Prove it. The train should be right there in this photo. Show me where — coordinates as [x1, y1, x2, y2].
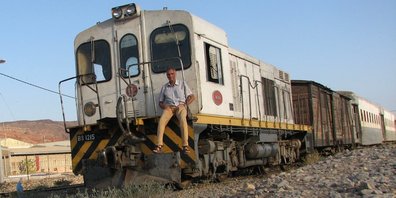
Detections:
[58, 3, 396, 188]
[291, 80, 396, 149]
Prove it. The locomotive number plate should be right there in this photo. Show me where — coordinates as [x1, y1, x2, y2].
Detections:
[77, 133, 96, 142]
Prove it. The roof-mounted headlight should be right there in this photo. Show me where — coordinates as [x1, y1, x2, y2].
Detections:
[125, 4, 137, 16]
[111, 3, 140, 20]
[112, 7, 123, 19]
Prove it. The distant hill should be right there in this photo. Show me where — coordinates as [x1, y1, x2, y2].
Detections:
[0, 120, 74, 144]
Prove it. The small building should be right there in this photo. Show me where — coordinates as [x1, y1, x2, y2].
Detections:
[0, 139, 72, 179]
[0, 138, 33, 148]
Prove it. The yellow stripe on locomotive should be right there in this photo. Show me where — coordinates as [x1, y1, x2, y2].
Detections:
[140, 117, 196, 169]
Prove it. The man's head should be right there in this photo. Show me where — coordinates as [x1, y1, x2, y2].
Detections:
[166, 67, 177, 85]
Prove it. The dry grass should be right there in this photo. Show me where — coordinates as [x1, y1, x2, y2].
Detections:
[53, 178, 72, 186]
[48, 181, 172, 198]
[302, 150, 321, 165]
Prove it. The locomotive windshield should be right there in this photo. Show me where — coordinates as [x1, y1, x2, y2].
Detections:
[76, 40, 112, 83]
[150, 24, 191, 73]
[120, 34, 139, 77]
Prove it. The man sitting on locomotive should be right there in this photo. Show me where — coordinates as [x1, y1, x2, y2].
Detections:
[153, 66, 195, 153]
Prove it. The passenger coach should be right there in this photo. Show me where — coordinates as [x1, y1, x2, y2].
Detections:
[339, 91, 396, 145]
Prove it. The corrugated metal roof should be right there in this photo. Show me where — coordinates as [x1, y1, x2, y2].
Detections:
[0, 139, 71, 156]
[34, 140, 70, 147]
[9, 146, 71, 156]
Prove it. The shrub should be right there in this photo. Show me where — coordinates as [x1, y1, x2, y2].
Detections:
[54, 178, 72, 186]
[303, 150, 321, 165]
[19, 159, 36, 174]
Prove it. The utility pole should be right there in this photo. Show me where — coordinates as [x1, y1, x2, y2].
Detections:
[0, 59, 5, 183]
[0, 144, 3, 183]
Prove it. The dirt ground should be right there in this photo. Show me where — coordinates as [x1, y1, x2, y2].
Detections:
[0, 173, 83, 193]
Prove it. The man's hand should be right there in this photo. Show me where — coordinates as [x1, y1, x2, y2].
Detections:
[159, 102, 168, 110]
[185, 94, 195, 106]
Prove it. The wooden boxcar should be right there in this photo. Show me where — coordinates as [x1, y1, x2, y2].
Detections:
[291, 80, 354, 148]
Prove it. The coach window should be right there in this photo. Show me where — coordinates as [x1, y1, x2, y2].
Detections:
[362, 111, 364, 122]
[363, 111, 365, 122]
[150, 24, 191, 73]
[368, 112, 370, 123]
[120, 34, 139, 77]
[360, 110, 363, 121]
[205, 43, 223, 84]
[77, 40, 111, 84]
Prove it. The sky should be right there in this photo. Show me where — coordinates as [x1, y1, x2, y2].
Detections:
[0, 1, 395, 122]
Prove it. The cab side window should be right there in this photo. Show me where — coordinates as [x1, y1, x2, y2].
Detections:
[205, 43, 223, 84]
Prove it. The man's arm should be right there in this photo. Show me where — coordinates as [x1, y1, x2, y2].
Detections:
[158, 85, 168, 109]
[182, 81, 194, 106]
[185, 94, 195, 106]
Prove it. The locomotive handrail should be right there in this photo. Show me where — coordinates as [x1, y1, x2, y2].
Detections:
[240, 77, 287, 128]
[253, 80, 264, 127]
[143, 57, 185, 117]
[59, 76, 78, 133]
[239, 75, 251, 124]
[78, 73, 103, 124]
[58, 73, 102, 133]
[124, 57, 185, 114]
[116, 57, 185, 134]
[240, 75, 262, 126]
[118, 67, 137, 130]
[116, 95, 132, 135]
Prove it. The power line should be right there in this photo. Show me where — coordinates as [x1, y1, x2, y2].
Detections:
[0, 92, 16, 121]
[0, 72, 75, 99]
